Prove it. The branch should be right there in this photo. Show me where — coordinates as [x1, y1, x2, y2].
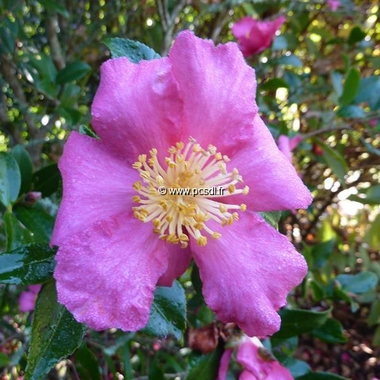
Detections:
[45, 13, 65, 70]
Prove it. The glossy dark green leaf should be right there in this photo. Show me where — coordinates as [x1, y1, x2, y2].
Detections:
[336, 272, 378, 294]
[260, 211, 282, 230]
[296, 372, 349, 380]
[355, 76, 380, 110]
[311, 239, 335, 269]
[277, 55, 303, 67]
[337, 105, 366, 118]
[348, 26, 366, 44]
[37, 0, 69, 17]
[4, 210, 33, 251]
[11, 145, 33, 195]
[261, 78, 289, 91]
[14, 204, 54, 244]
[0, 352, 10, 368]
[25, 281, 86, 380]
[348, 184, 380, 205]
[104, 38, 160, 63]
[56, 61, 91, 84]
[186, 345, 224, 380]
[339, 68, 360, 106]
[32, 164, 61, 197]
[311, 318, 348, 343]
[0, 152, 21, 207]
[141, 280, 186, 340]
[322, 145, 347, 184]
[0, 243, 56, 285]
[361, 138, 380, 157]
[74, 343, 102, 380]
[273, 309, 330, 339]
[283, 358, 310, 378]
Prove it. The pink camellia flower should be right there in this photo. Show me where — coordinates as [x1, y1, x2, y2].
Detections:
[19, 285, 41, 312]
[218, 336, 293, 380]
[52, 31, 312, 336]
[232, 16, 286, 57]
[277, 135, 303, 163]
[327, 0, 340, 11]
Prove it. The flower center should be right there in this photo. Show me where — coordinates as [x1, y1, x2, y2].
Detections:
[132, 138, 248, 248]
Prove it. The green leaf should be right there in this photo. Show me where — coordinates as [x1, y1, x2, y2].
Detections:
[56, 61, 91, 84]
[74, 343, 102, 380]
[364, 213, 380, 250]
[361, 138, 380, 157]
[311, 239, 335, 270]
[0, 243, 56, 285]
[37, 0, 69, 17]
[337, 105, 366, 118]
[368, 298, 380, 326]
[0, 152, 21, 207]
[348, 26, 366, 44]
[11, 145, 33, 195]
[260, 211, 282, 230]
[336, 272, 378, 294]
[141, 281, 186, 340]
[373, 324, 380, 346]
[277, 55, 303, 67]
[32, 164, 61, 197]
[4, 210, 33, 251]
[321, 145, 347, 184]
[261, 78, 289, 91]
[348, 184, 380, 205]
[273, 309, 330, 339]
[0, 352, 10, 368]
[311, 318, 348, 344]
[339, 68, 360, 106]
[14, 204, 54, 244]
[186, 346, 224, 380]
[25, 281, 86, 380]
[282, 358, 310, 378]
[103, 38, 160, 63]
[355, 76, 380, 110]
[296, 372, 349, 380]
[330, 71, 343, 97]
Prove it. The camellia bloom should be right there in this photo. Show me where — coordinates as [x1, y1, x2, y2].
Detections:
[277, 135, 303, 163]
[19, 285, 41, 312]
[218, 336, 293, 379]
[52, 31, 312, 337]
[327, 0, 340, 11]
[232, 16, 285, 57]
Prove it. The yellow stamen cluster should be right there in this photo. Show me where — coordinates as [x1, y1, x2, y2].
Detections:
[132, 138, 249, 248]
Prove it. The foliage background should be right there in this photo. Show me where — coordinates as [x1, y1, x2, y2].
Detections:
[0, 0, 379, 379]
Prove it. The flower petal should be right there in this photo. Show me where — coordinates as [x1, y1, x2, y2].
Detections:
[91, 57, 183, 162]
[217, 349, 233, 380]
[54, 213, 169, 331]
[157, 245, 192, 286]
[169, 31, 258, 155]
[230, 115, 312, 212]
[52, 132, 135, 246]
[191, 212, 307, 337]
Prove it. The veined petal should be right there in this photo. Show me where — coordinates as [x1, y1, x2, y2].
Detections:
[157, 245, 192, 286]
[52, 132, 135, 245]
[230, 115, 312, 212]
[191, 212, 307, 338]
[54, 213, 169, 331]
[91, 57, 183, 162]
[169, 31, 258, 156]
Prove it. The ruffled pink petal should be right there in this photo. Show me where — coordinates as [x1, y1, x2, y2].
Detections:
[157, 245, 192, 286]
[237, 337, 293, 380]
[239, 370, 256, 380]
[230, 115, 312, 212]
[91, 57, 183, 162]
[217, 349, 233, 380]
[169, 31, 258, 156]
[232, 16, 285, 56]
[19, 285, 41, 312]
[191, 212, 307, 337]
[51, 132, 135, 246]
[54, 212, 169, 331]
[277, 135, 292, 162]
